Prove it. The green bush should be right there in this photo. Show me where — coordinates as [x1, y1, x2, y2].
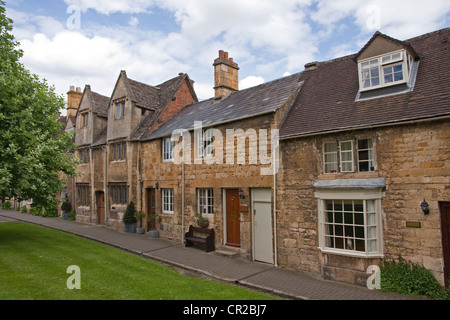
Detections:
[2, 201, 11, 210]
[30, 205, 43, 216]
[68, 208, 76, 221]
[123, 202, 137, 225]
[21, 205, 27, 213]
[381, 258, 450, 300]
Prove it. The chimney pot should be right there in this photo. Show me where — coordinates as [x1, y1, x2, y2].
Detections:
[179, 72, 184, 76]
[229, 57, 233, 62]
[70, 85, 75, 92]
[224, 51, 229, 59]
[219, 50, 225, 58]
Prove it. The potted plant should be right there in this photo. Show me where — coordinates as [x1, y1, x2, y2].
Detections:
[123, 202, 137, 233]
[197, 212, 209, 228]
[61, 195, 72, 220]
[147, 212, 162, 238]
[134, 210, 145, 234]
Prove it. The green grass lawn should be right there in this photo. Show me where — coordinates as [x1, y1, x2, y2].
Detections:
[0, 222, 279, 300]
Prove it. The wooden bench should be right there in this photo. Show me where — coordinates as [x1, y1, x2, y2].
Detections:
[185, 225, 215, 252]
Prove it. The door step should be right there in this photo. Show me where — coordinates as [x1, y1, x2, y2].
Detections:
[214, 246, 240, 258]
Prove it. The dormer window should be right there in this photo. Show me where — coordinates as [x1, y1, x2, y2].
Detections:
[80, 112, 89, 128]
[358, 49, 414, 92]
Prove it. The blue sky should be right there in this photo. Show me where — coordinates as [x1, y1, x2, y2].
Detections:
[5, 0, 450, 105]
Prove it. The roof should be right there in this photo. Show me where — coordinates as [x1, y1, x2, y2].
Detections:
[130, 73, 198, 140]
[143, 72, 303, 141]
[280, 27, 450, 139]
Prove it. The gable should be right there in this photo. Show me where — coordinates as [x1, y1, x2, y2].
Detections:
[358, 36, 405, 61]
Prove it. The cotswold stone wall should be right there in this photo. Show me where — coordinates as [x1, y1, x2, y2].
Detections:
[277, 119, 450, 285]
[138, 114, 277, 258]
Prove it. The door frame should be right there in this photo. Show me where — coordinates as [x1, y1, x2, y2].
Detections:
[146, 188, 156, 230]
[251, 188, 274, 264]
[440, 201, 450, 287]
[222, 188, 241, 247]
[96, 191, 105, 225]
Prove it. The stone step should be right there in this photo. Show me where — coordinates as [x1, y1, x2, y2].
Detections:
[214, 247, 240, 258]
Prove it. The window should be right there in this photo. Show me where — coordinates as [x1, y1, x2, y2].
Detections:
[77, 184, 90, 207]
[323, 142, 338, 173]
[196, 129, 214, 159]
[197, 189, 214, 215]
[315, 186, 384, 258]
[322, 199, 379, 255]
[323, 139, 375, 174]
[162, 188, 174, 214]
[162, 137, 174, 161]
[339, 141, 354, 172]
[110, 184, 127, 205]
[78, 148, 90, 164]
[111, 142, 127, 161]
[81, 113, 89, 128]
[357, 139, 375, 172]
[358, 49, 413, 91]
[115, 102, 125, 119]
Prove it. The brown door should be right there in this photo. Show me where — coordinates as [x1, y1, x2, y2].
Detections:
[226, 189, 240, 246]
[147, 188, 156, 230]
[97, 191, 105, 225]
[440, 202, 450, 287]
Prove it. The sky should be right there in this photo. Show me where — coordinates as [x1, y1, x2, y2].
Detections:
[4, 0, 450, 109]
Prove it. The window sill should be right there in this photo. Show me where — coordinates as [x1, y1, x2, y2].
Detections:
[319, 247, 383, 259]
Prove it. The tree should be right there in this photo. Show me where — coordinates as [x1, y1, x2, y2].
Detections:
[0, 1, 77, 210]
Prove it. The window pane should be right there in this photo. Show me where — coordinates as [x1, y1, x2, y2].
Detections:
[116, 103, 121, 119]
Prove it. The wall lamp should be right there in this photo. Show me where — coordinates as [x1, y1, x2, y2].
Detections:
[420, 199, 430, 215]
[155, 182, 159, 190]
[238, 188, 245, 199]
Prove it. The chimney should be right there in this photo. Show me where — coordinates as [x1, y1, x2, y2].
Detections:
[213, 50, 239, 101]
[66, 85, 83, 119]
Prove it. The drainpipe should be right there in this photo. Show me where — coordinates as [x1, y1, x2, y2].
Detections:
[102, 146, 108, 223]
[273, 133, 279, 267]
[181, 141, 185, 244]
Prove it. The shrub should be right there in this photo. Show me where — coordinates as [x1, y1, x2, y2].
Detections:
[2, 201, 11, 210]
[68, 208, 76, 221]
[123, 202, 137, 225]
[380, 258, 450, 300]
[21, 205, 27, 213]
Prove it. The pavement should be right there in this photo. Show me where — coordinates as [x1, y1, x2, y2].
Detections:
[0, 209, 426, 300]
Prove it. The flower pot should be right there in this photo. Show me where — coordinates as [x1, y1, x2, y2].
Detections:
[148, 230, 159, 238]
[197, 220, 209, 228]
[62, 211, 70, 220]
[136, 227, 145, 234]
[125, 223, 137, 233]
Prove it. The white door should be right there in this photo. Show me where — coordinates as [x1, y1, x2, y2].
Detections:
[252, 189, 273, 264]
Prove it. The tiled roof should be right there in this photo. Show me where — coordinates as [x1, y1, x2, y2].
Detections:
[280, 27, 450, 139]
[90, 90, 110, 118]
[142, 72, 303, 141]
[130, 73, 197, 140]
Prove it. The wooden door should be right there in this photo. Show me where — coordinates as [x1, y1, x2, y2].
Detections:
[226, 189, 240, 246]
[147, 188, 156, 230]
[440, 202, 450, 287]
[97, 191, 105, 225]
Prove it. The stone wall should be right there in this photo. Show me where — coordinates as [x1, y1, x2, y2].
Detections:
[278, 119, 450, 285]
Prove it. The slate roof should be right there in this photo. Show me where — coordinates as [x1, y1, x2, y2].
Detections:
[143, 72, 304, 141]
[90, 90, 110, 118]
[130, 73, 198, 140]
[280, 27, 450, 139]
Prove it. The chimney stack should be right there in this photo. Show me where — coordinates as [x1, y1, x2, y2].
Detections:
[213, 50, 239, 101]
[66, 85, 83, 119]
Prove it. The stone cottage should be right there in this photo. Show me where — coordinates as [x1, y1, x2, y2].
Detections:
[277, 27, 450, 286]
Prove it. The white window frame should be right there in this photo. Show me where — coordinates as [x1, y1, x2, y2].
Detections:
[162, 188, 174, 214]
[162, 137, 174, 162]
[196, 129, 214, 159]
[339, 141, 354, 173]
[358, 49, 412, 92]
[316, 189, 384, 258]
[197, 188, 214, 216]
[357, 138, 375, 172]
[323, 142, 338, 174]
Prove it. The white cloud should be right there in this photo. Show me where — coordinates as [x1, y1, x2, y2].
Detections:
[63, 0, 155, 14]
[240, 76, 265, 90]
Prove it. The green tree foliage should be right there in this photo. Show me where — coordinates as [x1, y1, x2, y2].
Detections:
[0, 1, 77, 208]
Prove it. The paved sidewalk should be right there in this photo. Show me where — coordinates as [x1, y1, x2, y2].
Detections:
[0, 210, 424, 300]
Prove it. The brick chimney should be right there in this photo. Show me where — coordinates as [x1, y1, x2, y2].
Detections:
[66, 85, 82, 119]
[213, 50, 239, 100]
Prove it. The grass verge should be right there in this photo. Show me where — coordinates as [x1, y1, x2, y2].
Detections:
[0, 222, 280, 300]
